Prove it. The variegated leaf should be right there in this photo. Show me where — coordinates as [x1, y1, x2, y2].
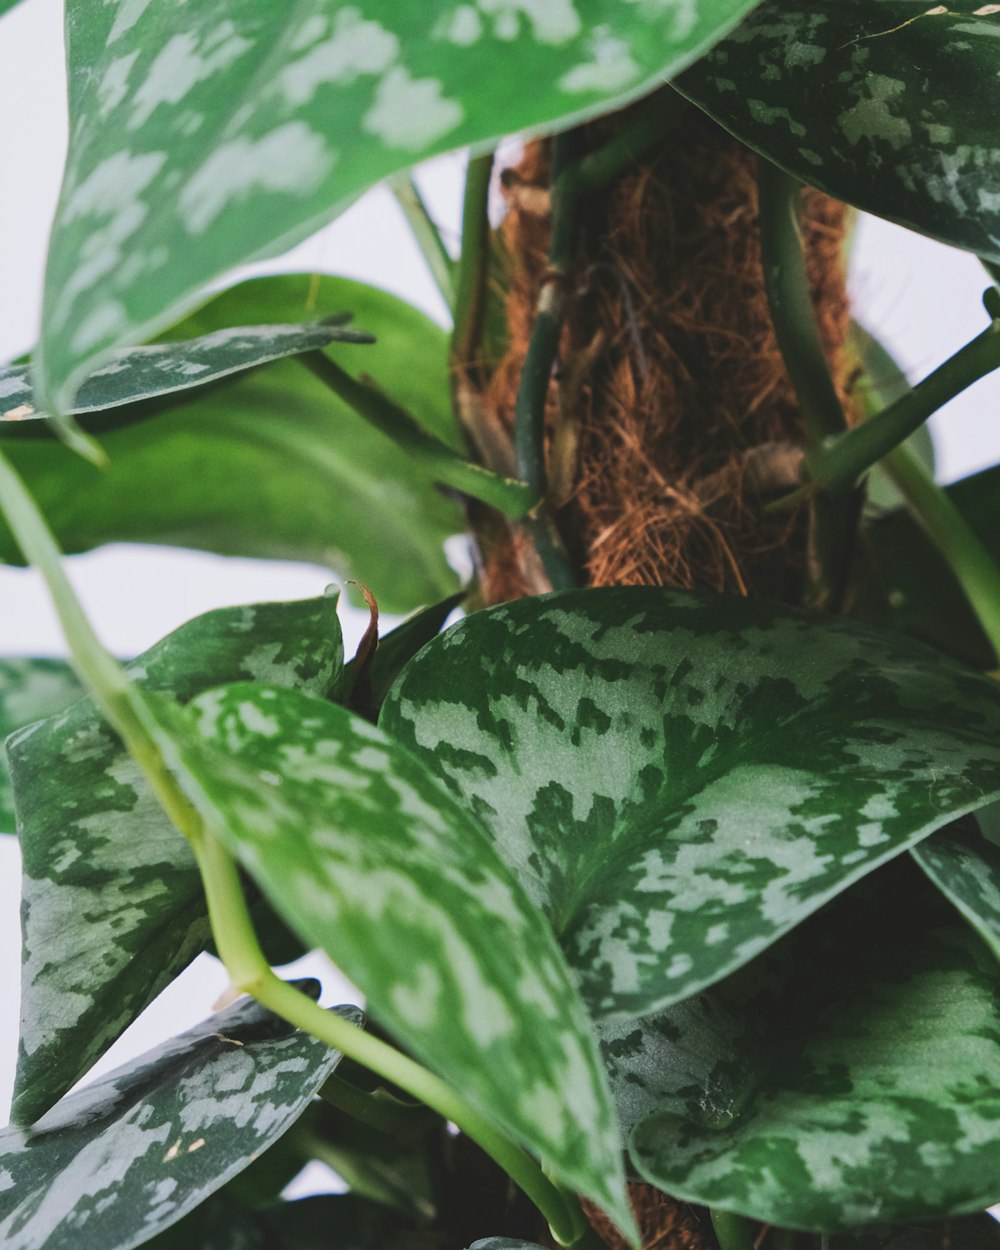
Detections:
[147, 681, 633, 1236]
[912, 807, 1000, 962]
[10, 595, 344, 1127]
[0, 985, 355, 1250]
[0, 321, 371, 429]
[0, 659, 82, 832]
[619, 863, 1000, 1229]
[380, 588, 1000, 1020]
[40, 0, 763, 411]
[469, 1242, 549, 1249]
[0, 275, 461, 614]
[676, 2, 1000, 260]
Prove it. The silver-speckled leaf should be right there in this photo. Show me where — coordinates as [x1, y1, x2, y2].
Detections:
[470, 1242, 549, 1249]
[620, 863, 1000, 1229]
[380, 588, 1000, 1020]
[0, 986, 355, 1250]
[148, 681, 633, 1236]
[39, 0, 763, 411]
[913, 807, 1000, 962]
[677, 2, 1000, 260]
[10, 595, 344, 1127]
[0, 322, 370, 427]
[0, 660, 82, 833]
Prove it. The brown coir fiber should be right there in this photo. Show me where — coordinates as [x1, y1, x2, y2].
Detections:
[478, 104, 853, 606]
[581, 1186, 717, 1250]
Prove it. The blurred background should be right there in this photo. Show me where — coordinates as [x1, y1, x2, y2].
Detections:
[3, 0, 1000, 1147]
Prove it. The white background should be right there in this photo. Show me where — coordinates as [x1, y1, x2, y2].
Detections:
[3, 0, 1000, 1150]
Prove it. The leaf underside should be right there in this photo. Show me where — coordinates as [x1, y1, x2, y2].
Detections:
[380, 587, 1000, 1020]
[0, 984, 355, 1250]
[10, 595, 344, 1126]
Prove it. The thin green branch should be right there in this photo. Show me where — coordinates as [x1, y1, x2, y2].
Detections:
[807, 314, 1000, 496]
[757, 160, 848, 444]
[318, 1073, 437, 1138]
[711, 1209, 756, 1250]
[301, 351, 537, 518]
[390, 174, 458, 313]
[452, 152, 494, 373]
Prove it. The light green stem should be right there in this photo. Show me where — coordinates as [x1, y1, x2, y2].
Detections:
[711, 1209, 756, 1250]
[451, 152, 494, 374]
[317, 1073, 436, 1138]
[390, 174, 458, 312]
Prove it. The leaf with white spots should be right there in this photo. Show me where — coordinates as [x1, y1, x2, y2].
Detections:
[0, 275, 461, 615]
[42, 0, 764, 409]
[0, 660, 82, 833]
[677, 2, 1000, 260]
[0, 321, 371, 441]
[0, 984, 356, 1250]
[912, 807, 1000, 962]
[10, 595, 344, 1127]
[380, 587, 1000, 1020]
[145, 680, 633, 1235]
[618, 861, 1000, 1229]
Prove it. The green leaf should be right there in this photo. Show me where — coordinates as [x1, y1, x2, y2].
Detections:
[676, 2, 1000, 261]
[0, 986, 355, 1250]
[0, 659, 82, 832]
[380, 587, 1000, 1020]
[41, 0, 764, 409]
[469, 1242, 549, 1249]
[10, 594, 344, 1127]
[150, 680, 632, 1234]
[620, 862, 1000, 1230]
[0, 275, 461, 614]
[0, 321, 371, 428]
[912, 809, 1000, 963]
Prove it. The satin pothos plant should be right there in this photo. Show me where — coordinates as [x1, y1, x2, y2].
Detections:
[3, 3, 1000, 1249]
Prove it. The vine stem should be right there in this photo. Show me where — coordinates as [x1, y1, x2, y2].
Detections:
[711, 1209, 756, 1250]
[389, 173, 458, 312]
[0, 446, 584, 1249]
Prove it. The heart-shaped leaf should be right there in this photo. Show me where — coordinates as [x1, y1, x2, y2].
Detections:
[40, 0, 764, 410]
[0, 276, 461, 613]
[0, 984, 355, 1250]
[1, 321, 371, 432]
[148, 680, 633, 1236]
[10, 594, 344, 1127]
[676, 2, 1000, 260]
[0, 659, 81, 832]
[619, 862, 1000, 1230]
[380, 587, 1000, 1020]
[912, 808, 1000, 962]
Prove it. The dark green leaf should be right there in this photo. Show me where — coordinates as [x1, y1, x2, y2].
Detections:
[0, 321, 371, 427]
[0, 659, 82, 832]
[11, 594, 343, 1127]
[380, 588, 1000, 1019]
[0, 985, 355, 1250]
[827, 1215, 1000, 1250]
[149, 680, 632, 1234]
[41, 0, 763, 409]
[912, 808, 1000, 962]
[620, 862, 1000, 1230]
[677, 3, 1000, 260]
[1, 276, 461, 614]
[469, 1242, 549, 1249]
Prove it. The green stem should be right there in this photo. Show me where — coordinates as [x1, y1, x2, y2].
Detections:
[452, 152, 494, 373]
[884, 442, 1000, 669]
[318, 1073, 436, 1138]
[757, 160, 848, 444]
[390, 174, 458, 312]
[711, 1209, 756, 1250]
[300, 352, 537, 518]
[807, 316, 1000, 495]
[195, 832, 583, 1247]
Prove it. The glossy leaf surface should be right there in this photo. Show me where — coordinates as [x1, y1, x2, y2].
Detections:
[0, 276, 461, 613]
[0, 987, 353, 1250]
[913, 809, 1000, 962]
[151, 680, 632, 1234]
[10, 595, 343, 1126]
[1, 321, 370, 424]
[41, 0, 763, 408]
[381, 588, 1000, 1019]
[620, 864, 1000, 1230]
[0, 659, 81, 832]
[677, 3, 1000, 260]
